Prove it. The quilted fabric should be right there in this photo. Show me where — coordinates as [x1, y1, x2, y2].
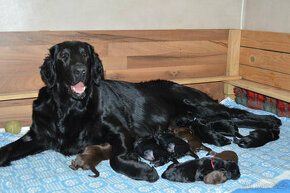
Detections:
[0, 98, 289, 193]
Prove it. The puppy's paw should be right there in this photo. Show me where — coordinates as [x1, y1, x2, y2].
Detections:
[144, 167, 159, 182]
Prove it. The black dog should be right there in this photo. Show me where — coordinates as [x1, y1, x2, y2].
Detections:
[234, 129, 279, 148]
[0, 41, 281, 182]
[154, 129, 199, 160]
[134, 137, 178, 167]
[161, 158, 240, 183]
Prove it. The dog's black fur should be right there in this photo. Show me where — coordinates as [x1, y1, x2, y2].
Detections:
[134, 137, 178, 167]
[154, 130, 199, 159]
[161, 158, 241, 183]
[205, 120, 243, 138]
[234, 129, 279, 148]
[0, 41, 281, 182]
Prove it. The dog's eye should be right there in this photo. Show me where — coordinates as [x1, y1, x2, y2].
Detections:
[82, 52, 87, 57]
[60, 53, 67, 59]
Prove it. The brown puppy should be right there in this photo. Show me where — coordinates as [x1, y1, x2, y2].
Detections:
[208, 150, 239, 164]
[69, 143, 112, 177]
[203, 170, 227, 184]
[170, 127, 212, 153]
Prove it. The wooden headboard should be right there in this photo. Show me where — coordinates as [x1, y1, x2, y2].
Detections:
[0, 29, 289, 127]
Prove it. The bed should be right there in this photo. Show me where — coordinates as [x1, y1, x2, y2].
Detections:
[0, 29, 289, 192]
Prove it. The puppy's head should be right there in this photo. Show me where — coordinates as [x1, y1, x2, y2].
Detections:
[223, 161, 240, 180]
[203, 170, 227, 184]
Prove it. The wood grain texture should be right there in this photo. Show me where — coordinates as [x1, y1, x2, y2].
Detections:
[241, 30, 290, 53]
[240, 47, 290, 74]
[240, 65, 290, 91]
[224, 30, 241, 98]
[0, 30, 228, 95]
[127, 54, 226, 69]
[0, 29, 229, 126]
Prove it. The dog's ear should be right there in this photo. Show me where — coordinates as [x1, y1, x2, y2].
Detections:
[40, 45, 57, 88]
[88, 44, 104, 85]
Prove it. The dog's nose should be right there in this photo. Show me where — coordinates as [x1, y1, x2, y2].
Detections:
[73, 64, 87, 76]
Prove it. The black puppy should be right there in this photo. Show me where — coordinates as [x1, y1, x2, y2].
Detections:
[134, 137, 178, 167]
[154, 129, 199, 160]
[234, 129, 279, 148]
[205, 120, 243, 138]
[190, 119, 232, 146]
[162, 157, 240, 183]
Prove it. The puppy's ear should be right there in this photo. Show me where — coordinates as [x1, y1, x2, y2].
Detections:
[40, 45, 57, 88]
[88, 44, 104, 85]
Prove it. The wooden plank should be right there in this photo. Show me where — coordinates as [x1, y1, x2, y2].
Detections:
[101, 57, 128, 70]
[240, 65, 290, 90]
[0, 30, 229, 47]
[241, 30, 290, 53]
[226, 79, 290, 103]
[0, 99, 33, 127]
[0, 76, 239, 101]
[240, 47, 290, 74]
[0, 91, 38, 101]
[224, 30, 241, 99]
[188, 82, 225, 102]
[108, 41, 227, 57]
[105, 64, 226, 82]
[127, 54, 226, 69]
[172, 75, 241, 84]
[0, 74, 44, 94]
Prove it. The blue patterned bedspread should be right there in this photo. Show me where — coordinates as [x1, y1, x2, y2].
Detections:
[0, 98, 289, 193]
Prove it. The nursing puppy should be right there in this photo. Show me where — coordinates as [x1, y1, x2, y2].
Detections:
[161, 157, 240, 183]
[208, 150, 239, 164]
[69, 143, 112, 177]
[154, 130, 199, 160]
[203, 170, 227, 184]
[234, 129, 279, 148]
[170, 127, 212, 153]
[134, 137, 178, 167]
[205, 120, 243, 138]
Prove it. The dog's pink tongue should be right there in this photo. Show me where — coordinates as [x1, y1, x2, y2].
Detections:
[71, 82, 85, 94]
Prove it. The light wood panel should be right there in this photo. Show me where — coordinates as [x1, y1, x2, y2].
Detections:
[106, 64, 226, 82]
[0, 29, 229, 127]
[240, 65, 290, 90]
[127, 54, 226, 69]
[240, 47, 290, 74]
[108, 41, 227, 57]
[224, 30, 241, 100]
[241, 30, 290, 53]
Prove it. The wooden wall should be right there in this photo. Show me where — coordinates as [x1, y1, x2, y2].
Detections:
[0, 29, 229, 127]
[240, 30, 290, 90]
[226, 30, 290, 103]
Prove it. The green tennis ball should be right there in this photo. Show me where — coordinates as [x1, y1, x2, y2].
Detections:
[5, 120, 21, 134]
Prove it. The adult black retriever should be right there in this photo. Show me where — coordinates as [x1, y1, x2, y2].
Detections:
[0, 41, 281, 182]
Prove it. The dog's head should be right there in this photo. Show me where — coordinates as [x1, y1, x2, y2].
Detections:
[40, 41, 104, 100]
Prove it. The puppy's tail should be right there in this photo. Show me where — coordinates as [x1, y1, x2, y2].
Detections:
[89, 166, 100, 178]
[187, 150, 199, 159]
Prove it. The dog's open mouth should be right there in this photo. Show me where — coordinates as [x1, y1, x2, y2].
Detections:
[70, 82, 86, 99]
